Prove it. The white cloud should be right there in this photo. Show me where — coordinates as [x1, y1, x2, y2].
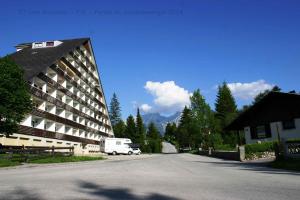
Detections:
[142, 81, 191, 114]
[140, 104, 152, 113]
[227, 80, 274, 100]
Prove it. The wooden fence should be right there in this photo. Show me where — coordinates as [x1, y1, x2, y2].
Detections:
[0, 145, 74, 161]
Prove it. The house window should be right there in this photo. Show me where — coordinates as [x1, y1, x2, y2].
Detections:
[250, 124, 272, 139]
[282, 119, 295, 130]
[256, 126, 266, 139]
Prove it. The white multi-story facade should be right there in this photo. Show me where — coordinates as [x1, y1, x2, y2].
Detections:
[0, 38, 113, 154]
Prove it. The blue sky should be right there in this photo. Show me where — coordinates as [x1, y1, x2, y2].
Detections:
[1, 0, 300, 118]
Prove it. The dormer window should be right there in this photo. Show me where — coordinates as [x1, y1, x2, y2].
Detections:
[32, 40, 62, 49]
[34, 43, 43, 48]
[46, 41, 54, 47]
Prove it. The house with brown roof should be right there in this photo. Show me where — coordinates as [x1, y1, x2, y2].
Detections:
[226, 92, 300, 144]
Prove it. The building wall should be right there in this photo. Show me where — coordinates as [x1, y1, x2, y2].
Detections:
[244, 118, 300, 144]
[3, 40, 113, 155]
[0, 133, 101, 156]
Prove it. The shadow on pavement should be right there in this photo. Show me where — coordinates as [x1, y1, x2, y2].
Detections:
[192, 159, 300, 176]
[78, 181, 182, 200]
[0, 187, 43, 200]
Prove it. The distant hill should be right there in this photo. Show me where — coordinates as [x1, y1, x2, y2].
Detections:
[142, 112, 181, 135]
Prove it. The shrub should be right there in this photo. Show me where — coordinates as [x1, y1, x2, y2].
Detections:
[245, 141, 275, 155]
[287, 138, 300, 143]
[214, 144, 236, 151]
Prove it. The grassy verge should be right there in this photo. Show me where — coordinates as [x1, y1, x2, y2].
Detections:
[0, 159, 21, 167]
[214, 144, 236, 151]
[269, 159, 300, 172]
[0, 154, 104, 167]
[28, 155, 104, 164]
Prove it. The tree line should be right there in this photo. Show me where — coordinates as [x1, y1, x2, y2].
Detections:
[164, 83, 283, 151]
[110, 82, 284, 152]
[109, 93, 162, 153]
[0, 56, 288, 153]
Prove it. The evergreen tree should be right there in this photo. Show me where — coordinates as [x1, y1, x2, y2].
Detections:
[215, 82, 237, 122]
[109, 93, 122, 127]
[125, 115, 136, 142]
[136, 108, 146, 151]
[164, 122, 177, 143]
[215, 82, 238, 146]
[113, 120, 126, 138]
[0, 57, 33, 136]
[147, 122, 162, 153]
[176, 106, 193, 148]
[190, 89, 215, 148]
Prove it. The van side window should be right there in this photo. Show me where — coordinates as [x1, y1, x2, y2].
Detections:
[116, 141, 121, 145]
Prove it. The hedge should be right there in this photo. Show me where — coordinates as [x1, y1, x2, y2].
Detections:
[245, 141, 276, 155]
[287, 138, 300, 143]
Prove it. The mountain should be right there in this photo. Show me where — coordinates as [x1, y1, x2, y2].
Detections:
[142, 112, 181, 135]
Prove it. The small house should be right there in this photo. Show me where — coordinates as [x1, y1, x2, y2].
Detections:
[226, 92, 300, 144]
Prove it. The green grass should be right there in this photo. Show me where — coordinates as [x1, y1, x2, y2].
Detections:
[245, 141, 276, 155]
[269, 158, 300, 171]
[189, 149, 199, 154]
[214, 144, 236, 151]
[0, 159, 21, 167]
[0, 154, 104, 167]
[28, 155, 104, 164]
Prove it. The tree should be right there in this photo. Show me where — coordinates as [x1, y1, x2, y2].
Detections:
[176, 106, 193, 148]
[215, 82, 238, 146]
[113, 120, 126, 138]
[146, 122, 162, 153]
[0, 57, 32, 136]
[125, 115, 136, 142]
[190, 89, 215, 149]
[253, 86, 281, 104]
[164, 122, 177, 143]
[215, 82, 237, 123]
[136, 108, 146, 151]
[109, 93, 122, 127]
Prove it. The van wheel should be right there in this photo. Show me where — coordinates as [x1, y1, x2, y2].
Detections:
[112, 151, 117, 155]
[128, 151, 133, 155]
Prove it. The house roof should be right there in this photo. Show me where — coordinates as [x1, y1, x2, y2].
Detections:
[226, 92, 300, 130]
[8, 38, 89, 80]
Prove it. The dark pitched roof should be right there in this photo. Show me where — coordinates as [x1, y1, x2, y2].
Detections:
[8, 38, 89, 80]
[226, 92, 300, 130]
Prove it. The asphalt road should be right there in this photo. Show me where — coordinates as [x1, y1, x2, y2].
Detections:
[0, 154, 299, 200]
[161, 142, 178, 154]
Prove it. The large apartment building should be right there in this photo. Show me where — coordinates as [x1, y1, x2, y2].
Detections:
[1, 38, 113, 154]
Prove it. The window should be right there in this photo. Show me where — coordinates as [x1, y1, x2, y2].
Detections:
[282, 119, 295, 130]
[250, 124, 271, 139]
[34, 42, 43, 47]
[46, 41, 54, 47]
[256, 126, 266, 138]
[116, 141, 121, 145]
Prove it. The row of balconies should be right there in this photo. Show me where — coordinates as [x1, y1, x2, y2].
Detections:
[32, 76, 107, 116]
[33, 96, 110, 131]
[20, 115, 106, 140]
[65, 49, 99, 89]
[76, 46, 99, 79]
[47, 65, 102, 104]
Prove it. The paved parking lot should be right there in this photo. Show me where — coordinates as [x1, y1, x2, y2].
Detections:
[0, 154, 299, 200]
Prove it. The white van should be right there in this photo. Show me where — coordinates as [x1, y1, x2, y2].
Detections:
[100, 138, 134, 155]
